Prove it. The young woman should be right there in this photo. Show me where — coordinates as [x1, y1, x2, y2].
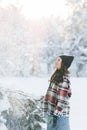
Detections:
[42, 55, 74, 130]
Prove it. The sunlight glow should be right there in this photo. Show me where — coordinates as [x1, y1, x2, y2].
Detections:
[0, 0, 73, 20]
[20, 0, 73, 20]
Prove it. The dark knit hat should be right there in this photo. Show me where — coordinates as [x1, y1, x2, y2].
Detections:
[59, 55, 74, 69]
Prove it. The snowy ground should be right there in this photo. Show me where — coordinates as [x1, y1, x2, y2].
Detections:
[0, 76, 87, 130]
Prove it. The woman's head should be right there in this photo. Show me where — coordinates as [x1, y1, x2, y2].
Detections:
[53, 56, 70, 79]
[53, 56, 68, 76]
[49, 55, 74, 84]
[54, 55, 74, 70]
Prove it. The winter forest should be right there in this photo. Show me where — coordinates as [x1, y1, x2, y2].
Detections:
[0, 0, 87, 130]
[0, 0, 87, 77]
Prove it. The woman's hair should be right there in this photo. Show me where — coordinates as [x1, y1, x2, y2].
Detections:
[48, 62, 70, 85]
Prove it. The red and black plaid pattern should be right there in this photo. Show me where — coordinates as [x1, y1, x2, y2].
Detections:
[42, 75, 72, 117]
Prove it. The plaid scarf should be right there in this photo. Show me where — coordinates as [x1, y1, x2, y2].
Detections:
[42, 75, 72, 117]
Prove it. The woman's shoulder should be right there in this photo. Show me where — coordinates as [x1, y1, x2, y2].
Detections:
[63, 73, 70, 82]
[56, 74, 70, 89]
